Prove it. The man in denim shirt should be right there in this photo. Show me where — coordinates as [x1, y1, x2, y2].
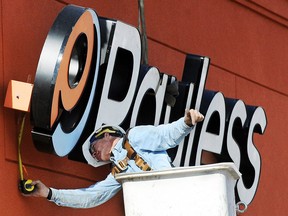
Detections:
[28, 109, 204, 208]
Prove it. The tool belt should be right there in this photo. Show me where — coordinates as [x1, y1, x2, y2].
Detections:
[111, 137, 152, 176]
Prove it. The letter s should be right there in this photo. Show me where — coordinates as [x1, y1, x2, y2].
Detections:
[226, 100, 246, 174]
[237, 106, 267, 205]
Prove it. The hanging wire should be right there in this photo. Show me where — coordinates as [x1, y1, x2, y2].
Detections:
[138, 0, 148, 64]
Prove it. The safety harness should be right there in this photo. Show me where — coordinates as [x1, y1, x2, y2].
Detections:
[111, 136, 152, 176]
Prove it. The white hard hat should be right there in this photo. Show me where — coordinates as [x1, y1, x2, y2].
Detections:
[82, 125, 125, 167]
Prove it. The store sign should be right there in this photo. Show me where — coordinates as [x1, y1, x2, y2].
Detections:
[31, 5, 267, 205]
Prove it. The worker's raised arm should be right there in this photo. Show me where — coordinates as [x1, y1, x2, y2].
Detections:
[184, 109, 204, 126]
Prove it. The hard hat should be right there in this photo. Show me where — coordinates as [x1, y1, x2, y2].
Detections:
[82, 125, 125, 167]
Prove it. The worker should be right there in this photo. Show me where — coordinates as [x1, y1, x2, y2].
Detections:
[24, 109, 204, 208]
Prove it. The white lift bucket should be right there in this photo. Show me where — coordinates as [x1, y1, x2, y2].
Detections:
[115, 162, 241, 216]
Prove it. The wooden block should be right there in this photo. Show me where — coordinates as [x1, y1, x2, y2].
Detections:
[4, 80, 34, 112]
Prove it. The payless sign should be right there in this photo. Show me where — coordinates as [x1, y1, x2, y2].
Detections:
[31, 5, 267, 206]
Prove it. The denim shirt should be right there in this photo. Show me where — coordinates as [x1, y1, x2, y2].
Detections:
[50, 117, 193, 208]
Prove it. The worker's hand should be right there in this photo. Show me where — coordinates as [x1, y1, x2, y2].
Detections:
[184, 109, 204, 126]
[22, 180, 50, 198]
